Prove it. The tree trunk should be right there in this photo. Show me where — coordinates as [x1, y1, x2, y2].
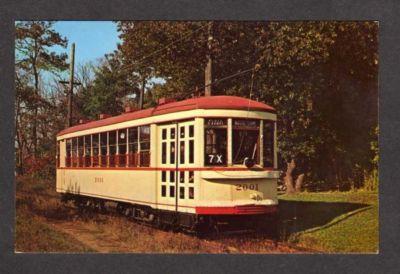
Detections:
[32, 39, 39, 158]
[15, 96, 24, 175]
[284, 159, 296, 194]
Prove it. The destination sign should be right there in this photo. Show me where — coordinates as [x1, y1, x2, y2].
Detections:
[233, 119, 259, 129]
[206, 119, 227, 127]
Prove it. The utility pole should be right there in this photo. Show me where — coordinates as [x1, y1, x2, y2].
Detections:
[205, 21, 213, 97]
[139, 77, 145, 110]
[67, 43, 75, 127]
[60, 43, 80, 127]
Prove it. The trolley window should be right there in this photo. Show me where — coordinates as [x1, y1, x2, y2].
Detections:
[189, 187, 194, 199]
[140, 126, 150, 150]
[109, 131, 117, 167]
[139, 126, 150, 167]
[161, 142, 167, 164]
[84, 135, 91, 167]
[170, 141, 175, 164]
[189, 125, 194, 137]
[128, 127, 138, 167]
[78, 136, 84, 167]
[71, 137, 77, 167]
[118, 129, 127, 167]
[92, 134, 99, 167]
[169, 186, 175, 198]
[189, 171, 194, 183]
[161, 185, 166, 197]
[179, 187, 185, 199]
[189, 139, 194, 164]
[118, 129, 127, 153]
[232, 119, 260, 165]
[100, 132, 107, 167]
[66, 139, 71, 167]
[128, 127, 138, 152]
[180, 141, 185, 164]
[204, 118, 227, 166]
[263, 121, 275, 167]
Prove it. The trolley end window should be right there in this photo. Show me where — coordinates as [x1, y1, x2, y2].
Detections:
[232, 119, 260, 165]
[204, 119, 227, 166]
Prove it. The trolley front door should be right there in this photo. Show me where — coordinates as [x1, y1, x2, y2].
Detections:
[158, 121, 195, 212]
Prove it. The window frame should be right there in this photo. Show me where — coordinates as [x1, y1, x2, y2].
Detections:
[139, 125, 151, 167]
[204, 118, 228, 166]
[231, 118, 261, 166]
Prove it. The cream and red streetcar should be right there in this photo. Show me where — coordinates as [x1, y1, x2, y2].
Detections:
[56, 95, 278, 233]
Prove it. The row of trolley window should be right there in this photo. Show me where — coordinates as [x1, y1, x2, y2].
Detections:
[63, 126, 150, 168]
[57, 118, 275, 168]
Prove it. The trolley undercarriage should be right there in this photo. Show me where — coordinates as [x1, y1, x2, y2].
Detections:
[61, 193, 279, 237]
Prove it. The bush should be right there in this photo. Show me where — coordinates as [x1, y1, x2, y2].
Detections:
[363, 169, 378, 192]
[23, 155, 55, 179]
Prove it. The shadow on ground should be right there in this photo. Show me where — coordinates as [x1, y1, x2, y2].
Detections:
[278, 199, 370, 240]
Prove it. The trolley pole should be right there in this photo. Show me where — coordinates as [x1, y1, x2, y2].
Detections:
[205, 21, 213, 97]
[67, 43, 75, 127]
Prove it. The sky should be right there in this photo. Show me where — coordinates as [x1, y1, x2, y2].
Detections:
[16, 21, 164, 89]
[53, 21, 121, 66]
[47, 21, 164, 87]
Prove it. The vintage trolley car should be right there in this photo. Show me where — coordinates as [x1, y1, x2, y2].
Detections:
[56, 95, 278, 233]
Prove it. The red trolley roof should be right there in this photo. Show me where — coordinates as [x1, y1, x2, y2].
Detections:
[57, 95, 275, 137]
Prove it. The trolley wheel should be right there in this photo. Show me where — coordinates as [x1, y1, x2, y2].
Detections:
[206, 217, 220, 238]
[99, 200, 107, 213]
[256, 214, 279, 240]
[116, 203, 125, 215]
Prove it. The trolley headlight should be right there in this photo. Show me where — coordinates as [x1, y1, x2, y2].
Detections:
[243, 157, 255, 168]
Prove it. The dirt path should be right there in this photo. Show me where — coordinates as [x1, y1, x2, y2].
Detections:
[48, 220, 133, 253]
[43, 214, 303, 253]
[17, 183, 306, 253]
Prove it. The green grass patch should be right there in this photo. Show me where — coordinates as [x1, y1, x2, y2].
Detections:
[15, 210, 94, 253]
[278, 191, 378, 253]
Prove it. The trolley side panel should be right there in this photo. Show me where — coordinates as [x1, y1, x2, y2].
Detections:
[57, 169, 157, 206]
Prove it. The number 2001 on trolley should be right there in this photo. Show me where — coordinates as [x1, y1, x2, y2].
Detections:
[56, 95, 279, 234]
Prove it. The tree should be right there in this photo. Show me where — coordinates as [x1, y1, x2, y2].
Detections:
[77, 53, 140, 120]
[117, 22, 268, 99]
[116, 21, 378, 191]
[15, 21, 68, 158]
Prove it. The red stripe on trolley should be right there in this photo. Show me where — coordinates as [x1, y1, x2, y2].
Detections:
[57, 167, 276, 171]
[195, 205, 278, 215]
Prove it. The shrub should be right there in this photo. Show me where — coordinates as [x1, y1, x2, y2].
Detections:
[363, 169, 378, 192]
[23, 155, 55, 179]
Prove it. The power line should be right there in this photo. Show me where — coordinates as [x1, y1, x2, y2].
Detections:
[122, 24, 208, 70]
[188, 66, 260, 97]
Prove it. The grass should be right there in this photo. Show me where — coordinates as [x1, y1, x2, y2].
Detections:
[15, 175, 94, 252]
[15, 175, 378, 253]
[278, 191, 379, 253]
[15, 210, 94, 252]
[15, 175, 297, 253]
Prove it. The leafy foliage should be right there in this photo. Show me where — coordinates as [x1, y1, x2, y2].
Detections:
[14, 21, 378, 190]
[76, 54, 140, 120]
[15, 21, 68, 173]
[116, 21, 378, 189]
